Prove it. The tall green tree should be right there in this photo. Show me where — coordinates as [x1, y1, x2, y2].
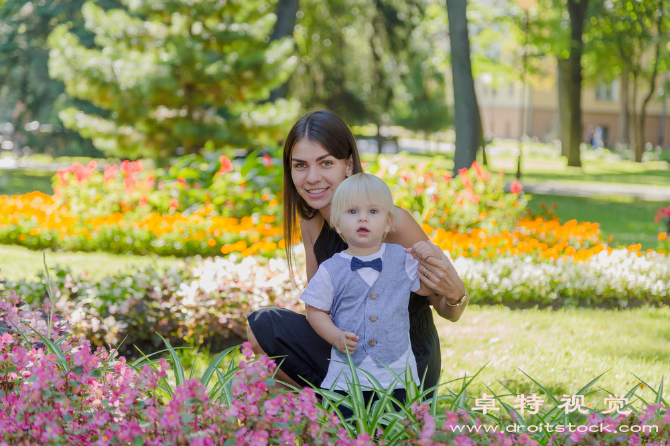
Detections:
[268, 0, 300, 101]
[48, 0, 300, 159]
[587, 0, 669, 161]
[289, 0, 450, 149]
[564, 0, 589, 167]
[447, 0, 479, 171]
[0, 0, 119, 157]
[390, 2, 451, 135]
[525, 0, 604, 167]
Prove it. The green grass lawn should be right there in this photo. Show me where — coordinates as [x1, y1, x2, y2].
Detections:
[0, 169, 55, 196]
[436, 305, 670, 408]
[496, 158, 670, 187]
[0, 244, 181, 281]
[364, 147, 670, 187]
[526, 194, 662, 250]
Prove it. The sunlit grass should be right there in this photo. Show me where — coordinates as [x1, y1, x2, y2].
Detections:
[0, 169, 54, 195]
[436, 305, 670, 407]
[0, 244, 182, 280]
[527, 194, 662, 250]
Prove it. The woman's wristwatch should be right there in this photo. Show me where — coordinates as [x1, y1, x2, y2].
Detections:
[441, 289, 469, 307]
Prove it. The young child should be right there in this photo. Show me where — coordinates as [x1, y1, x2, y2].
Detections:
[299, 173, 435, 414]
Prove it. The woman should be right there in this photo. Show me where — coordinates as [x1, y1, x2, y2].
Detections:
[246, 110, 468, 393]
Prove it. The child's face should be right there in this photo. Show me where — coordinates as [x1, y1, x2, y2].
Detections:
[335, 202, 392, 249]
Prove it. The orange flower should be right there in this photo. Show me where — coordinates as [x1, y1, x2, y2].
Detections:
[659, 232, 667, 241]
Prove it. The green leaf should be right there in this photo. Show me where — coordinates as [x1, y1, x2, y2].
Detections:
[156, 333, 184, 386]
[22, 323, 69, 372]
[200, 345, 238, 387]
[181, 413, 195, 423]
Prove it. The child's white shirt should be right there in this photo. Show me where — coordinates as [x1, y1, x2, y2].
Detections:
[300, 244, 422, 390]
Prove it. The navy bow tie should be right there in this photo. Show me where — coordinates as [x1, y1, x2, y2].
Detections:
[351, 257, 383, 272]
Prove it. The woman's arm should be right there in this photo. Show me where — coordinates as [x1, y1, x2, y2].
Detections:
[385, 207, 467, 322]
[305, 305, 359, 354]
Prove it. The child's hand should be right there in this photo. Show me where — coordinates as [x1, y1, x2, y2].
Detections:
[408, 241, 437, 262]
[335, 331, 359, 355]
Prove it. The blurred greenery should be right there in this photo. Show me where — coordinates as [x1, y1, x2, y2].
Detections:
[0, 169, 54, 195]
[48, 0, 299, 159]
[0, 0, 118, 158]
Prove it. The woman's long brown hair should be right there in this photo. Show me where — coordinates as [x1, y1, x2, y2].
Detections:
[282, 110, 364, 280]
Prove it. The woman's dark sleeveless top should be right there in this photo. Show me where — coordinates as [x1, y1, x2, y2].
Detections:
[313, 220, 442, 392]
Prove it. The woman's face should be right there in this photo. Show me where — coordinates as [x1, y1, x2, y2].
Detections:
[290, 138, 353, 212]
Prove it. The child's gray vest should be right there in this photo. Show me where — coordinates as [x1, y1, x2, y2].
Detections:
[322, 243, 413, 368]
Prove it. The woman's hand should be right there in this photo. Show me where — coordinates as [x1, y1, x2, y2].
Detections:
[406, 240, 468, 322]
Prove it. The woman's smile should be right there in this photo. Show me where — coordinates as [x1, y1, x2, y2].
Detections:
[305, 187, 329, 198]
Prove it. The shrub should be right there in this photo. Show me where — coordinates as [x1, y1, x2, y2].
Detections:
[370, 158, 527, 233]
[53, 150, 282, 219]
[2, 256, 304, 357]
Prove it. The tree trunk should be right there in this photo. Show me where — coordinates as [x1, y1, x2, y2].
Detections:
[476, 95, 488, 166]
[268, 0, 300, 102]
[447, 0, 480, 173]
[557, 57, 571, 158]
[566, 0, 589, 168]
[631, 71, 641, 161]
[634, 1, 664, 162]
[619, 68, 630, 145]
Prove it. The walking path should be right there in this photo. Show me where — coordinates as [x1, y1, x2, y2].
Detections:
[506, 180, 670, 201]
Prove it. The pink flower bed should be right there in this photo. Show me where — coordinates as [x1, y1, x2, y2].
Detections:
[2, 290, 670, 445]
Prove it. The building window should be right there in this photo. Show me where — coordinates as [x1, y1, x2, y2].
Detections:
[596, 80, 619, 102]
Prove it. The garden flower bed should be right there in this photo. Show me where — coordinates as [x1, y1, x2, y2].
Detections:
[0, 191, 283, 257]
[3, 246, 669, 360]
[0, 156, 535, 257]
[1, 290, 669, 445]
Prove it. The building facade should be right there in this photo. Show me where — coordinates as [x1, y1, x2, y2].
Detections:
[476, 74, 670, 149]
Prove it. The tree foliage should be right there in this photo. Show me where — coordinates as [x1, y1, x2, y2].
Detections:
[289, 0, 450, 136]
[586, 0, 670, 161]
[0, 0, 120, 157]
[48, 0, 300, 159]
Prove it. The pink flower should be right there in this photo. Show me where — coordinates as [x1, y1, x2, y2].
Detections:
[241, 342, 254, 359]
[628, 433, 641, 446]
[511, 180, 523, 194]
[0, 333, 13, 345]
[169, 198, 179, 209]
[217, 156, 234, 175]
[250, 430, 269, 446]
[104, 165, 118, 184]
[263, 154, 272, 167]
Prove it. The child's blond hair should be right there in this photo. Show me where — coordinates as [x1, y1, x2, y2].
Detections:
[330, 173, 397, 238]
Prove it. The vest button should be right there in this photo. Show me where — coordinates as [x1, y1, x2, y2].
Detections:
[369, 339, 376, 346]
[370, 293, 377, 300]
[369, 315, 377, 322]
